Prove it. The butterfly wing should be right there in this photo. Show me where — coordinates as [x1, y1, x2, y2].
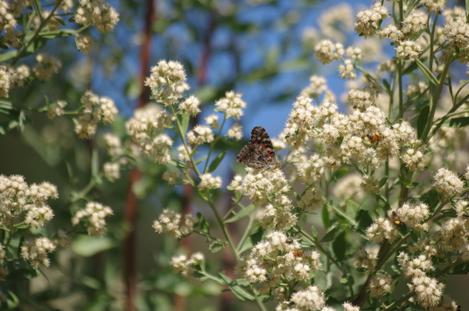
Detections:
[236, 126, 276, 169]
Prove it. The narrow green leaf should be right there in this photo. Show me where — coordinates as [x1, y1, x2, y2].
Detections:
[180, 113, 190, 134]
[224, 204, 255, 224]
[356, 209, 373, 230]
[332, 232, 346, 260]
[72, 236, 114, 257]
[207, 151, 226, 173]
[0, 50, 18, 62]
[449, 116, 469, 127]
[321, 224, 339, 242]
[417, 104, 430, 138]
[416, 59, 439, 85]
[322, 204, 330, 228]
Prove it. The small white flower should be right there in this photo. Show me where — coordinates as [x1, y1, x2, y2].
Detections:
[198, 174, 222, 190]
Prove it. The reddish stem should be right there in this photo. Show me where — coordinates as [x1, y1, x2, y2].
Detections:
[123, 1, 156, 311]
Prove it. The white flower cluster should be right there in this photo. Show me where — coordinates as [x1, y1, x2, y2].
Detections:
[198, 173, 222, 190]
[126, 105, 173, 164]
[187, 125, 214, 146]
[314, 40, 344, 64]
[229, 168, 297, 229]
[0, 175, 57, 230]
[423, 0, 446, 12]
[227, 124, 243, 140]
[391, 202, 430, 230]
[171, 252, 204, 276]
[282, 94, 422, 172]
[0, 65, 30, 97]
[300, 75, 328, 98]
[145, 60, 189, 105]
[243, 231, 321, 294]
[153, 209, 195, 238]
[74, 90, 118, 139]
[354, 3, 388, 37]
[47, 100, 67, 119]
[72, 201, 113, 235]
[346, 89, 375, 111]
[103, 162, 120, 182]
[438, 216, 468, 253]
[397, 252, 444, 308]
[443, 7, 469, 52]
[401, 10, 427, 36]
[33, 54, 62, 80]
[396, 40, 423, 61]
[179, 95, 200, 116]
[433, 168, 464, 197]
[20, 237, 56, 268]
[366, 217, 397, 243]
[75, 0, 119, 32]
[102, 133, 125, 182]
[277, 286, 325, 311]
[215, 91, 246, 120]
[369, 272, 392, 297]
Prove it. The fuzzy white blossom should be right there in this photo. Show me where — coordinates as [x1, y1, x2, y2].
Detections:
[153, 209, 194, 238]
[434, 168, 464, 197]
[198, 174, 222, 190]
[396, 41, 423, 61]
[75, 91, 118, 138]
[171, 252, 204, 276]
[408, 274, 444, 308]
[366, 217, 397, 243]
[33, 54, 61, 80]
[215, 91, 246, 120]
[402, 10, 427, 35]
[354, 3, 388, 37]
[338, 59, 356, 79]
[21, 237, 56, 268]
[145, 60, 189, 105]
[369, 272, 392, 297]
[75, 0, 119, 32]
[227, 124, 243, 140]
[289, 286, 325, 311]
[72, 202, 113, 235]
[179, 96, 200, 116]
[392, 202, 429, 230]
[314, 40, 344, 64]
[103, 162, 120, 182]
[187, 125, 214, 145]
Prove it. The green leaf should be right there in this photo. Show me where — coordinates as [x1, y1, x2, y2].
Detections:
[417, 104, 430, 138]
[448, 116, 469, 128]
[416, 59, 439, 85]
[0, 50, 17, 62]
[209, 240, 226, 253]
[321, 224, 339, 242]
[224, 204, 255, 224]
[332, 232, 346, 260]
[207, 151, 226, 173]
[356, 209, 373, 230]
[420, 189, 439, 207]
[180, 113, 190, 134]
[218, 273, 255, 301]
[72, 235, 114, 257]
[195, 86, 216, 103]
[322, 204, 330, 228]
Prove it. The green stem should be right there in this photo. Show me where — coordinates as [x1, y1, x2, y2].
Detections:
[12, 0, 64, 65]
[236, 215, 254, 253]
[202, 115, 227, 173]
[421, 59, 452, 142]
[299, 229, 347, 276]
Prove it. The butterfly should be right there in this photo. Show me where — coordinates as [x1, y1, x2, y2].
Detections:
[236, 126, 277, 169]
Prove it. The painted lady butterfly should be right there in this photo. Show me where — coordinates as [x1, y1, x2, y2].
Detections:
[236, 126, 277, 169]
